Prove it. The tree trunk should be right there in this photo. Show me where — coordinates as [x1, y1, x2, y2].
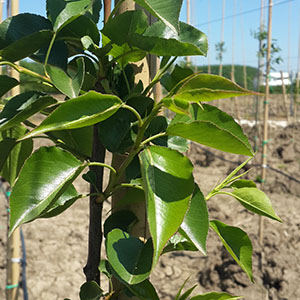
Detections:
[110, 1, 154, 298]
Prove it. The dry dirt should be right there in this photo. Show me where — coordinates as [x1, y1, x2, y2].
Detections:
[0, 122, 299, 300]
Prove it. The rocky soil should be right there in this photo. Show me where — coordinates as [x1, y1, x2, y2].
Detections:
[0, 122, 299, 300]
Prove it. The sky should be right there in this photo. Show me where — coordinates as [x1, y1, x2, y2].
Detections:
[2, 0, 300, 74]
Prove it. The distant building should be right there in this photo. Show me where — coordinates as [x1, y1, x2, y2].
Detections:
[262, 72, 291, 86]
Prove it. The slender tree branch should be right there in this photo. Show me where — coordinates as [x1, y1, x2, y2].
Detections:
[83, 125, 105, 284]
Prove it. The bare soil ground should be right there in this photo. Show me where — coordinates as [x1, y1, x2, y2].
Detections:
[0, 121, 299, 300]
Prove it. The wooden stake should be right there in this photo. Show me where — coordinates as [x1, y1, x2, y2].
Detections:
[259, 0, 273, 246]
[230, 0, 239, 121]
[254, 0, 265, 152]
[207, 0, 211, 74]
[186, 0, 190, 67]
[219, 0, 225, 76]
[280, 70, 290, 123]
[6, 0, 21, 298]
[111, 1, 154, 299]
[0, 0, 3, 75]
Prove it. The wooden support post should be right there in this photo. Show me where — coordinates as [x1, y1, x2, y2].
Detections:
[219, 0, 225, 77]
[186, 0, 190, 67]
[259, 0, 273, 246]
[111, 1, 154, 299]
[280, 71, 290, 123]
[0, 0, 3, 75]
[6, 1, 21, 299]
[207, 0, 211, 74]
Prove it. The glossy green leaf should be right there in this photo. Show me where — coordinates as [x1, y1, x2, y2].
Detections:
[127, 279, 159, 300]
[178, 285, 197, 300]
[162, 232, 197, 254]
[230, 188, 282, 222]
[58, 15, 100, 45]
[23, 91, 122, 139]
[102, 10, 148, 46]
[98, 108, 133, 153]
[99, 259, 113, 280]
[104, 210, 138, 238]
[102, 34, 146, 67]
[167, 104, 253, 156]
[153, 135, 189, 153]
[1, 31, 53, 62]
[31, 40, 68, 70]
[210, 220, 253, 282]
[0, 14, 53, 61]
[114, 187, 145, 210]
[106, 229, 153, 285]
[0, 76, 19, 97]
[181, 185, 209, 255]
[0, 92, 57, 132]
[46, 0, 101, 31]
[230, 180, 256, 189]
[0, 138, 17, 173]
[79, 281, 103, 300]
[0, 125, 33, 185]
[9, 146, 85, 234]
[46, 57, 85, 98]
[167, 74, 258, 103]
[139, 146, 194, 266]
[51, 126, 93, 157]
[190, 292, 242, 300]
[161, 64, 193, 92]
[39, 184, 79, 218]
[174, 277, 191, 300]
[132, 21, 208, 57]
[133, 0, 183, 33]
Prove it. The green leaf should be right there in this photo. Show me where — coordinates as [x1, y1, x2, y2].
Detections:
[9, 146, 85, 234]
[79, 281, 103, 300]
[127, 279, 159, 300]
[51, 126, 93, 157]
[22, 91, 122, 139]
[167, 74, 258, 103]
[102, 34, 146, 67]
[139, 146, 194, 266]
[46, 57, 85, 98]
[181, 185, 209, 255]
[0, 125, 33, 185]
[0, 138, 16, 172]
[210, 220, 253, 282]
[162, 232, 198, 254]
[58, 15, 100, 45]
[0, 14, 53, 61]
[106, 229, 153, 285]
[31, 40, 68, 70]
[102, 10, 148, 46]
[133, 0, 183, 33]
[190, 292, 242, 300]
[132, 21, 208, 57]
[39, 184, 79, 218]
[230, 180, 256, 189]
[167, 104, 253, 156]
[98, 108, 133, 153]
[230, 188, 282, 222]
[99, 259, 113, 280]
[47, 0, 101, 31]
[104, 210, 138, 238]
[0, 75, 19, 97]
[178, 285, 197, 300]
[161, 64, 193, 92]
[153, 135, 189, 153]
[113, 187, 145, 210]
[0, 92, 57, 132]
